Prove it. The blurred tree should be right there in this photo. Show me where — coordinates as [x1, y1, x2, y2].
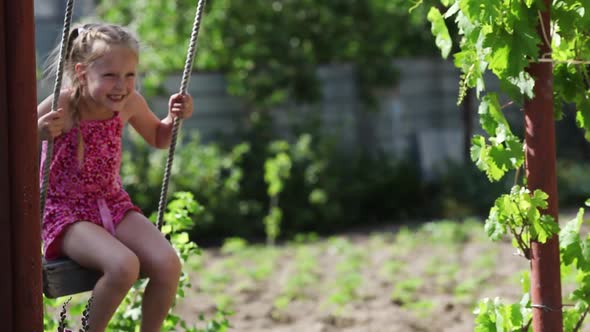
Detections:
[97, 0, 438, 109]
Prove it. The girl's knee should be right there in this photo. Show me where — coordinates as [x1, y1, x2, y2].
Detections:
[150, 249, 182, 283]
[104, 250, 140, 289]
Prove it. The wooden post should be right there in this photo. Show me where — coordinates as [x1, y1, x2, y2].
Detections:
[4, 0, 44, 330]
[0, 0, 14, 329]
[525, 1, 563, 331]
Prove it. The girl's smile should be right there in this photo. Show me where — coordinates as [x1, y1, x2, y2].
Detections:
[76, 42, 138, 116]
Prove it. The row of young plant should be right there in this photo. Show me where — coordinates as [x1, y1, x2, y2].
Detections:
[183, 219, 513, 328]
[425, 0, 590, 330]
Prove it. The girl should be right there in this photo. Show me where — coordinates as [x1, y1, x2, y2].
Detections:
[37, 23, 193, 332]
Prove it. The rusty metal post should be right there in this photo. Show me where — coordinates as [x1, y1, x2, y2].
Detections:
[5, 0, 44, 330]
[525, 1, 563, 331]
[0, 0, 14, 329]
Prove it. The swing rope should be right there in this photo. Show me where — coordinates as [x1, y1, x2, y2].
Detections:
[40, 0, 75, 218]
[156, 0, 207, 230]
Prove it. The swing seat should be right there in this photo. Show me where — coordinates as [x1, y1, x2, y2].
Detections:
[43, 257, 148, 298]
[43, 257, 102, 298]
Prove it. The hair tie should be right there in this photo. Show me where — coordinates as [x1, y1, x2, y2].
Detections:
[66, 27, 86, 59]
[67, 28, 79, 55]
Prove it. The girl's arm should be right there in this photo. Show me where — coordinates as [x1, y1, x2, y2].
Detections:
[127, 91, 193, 149]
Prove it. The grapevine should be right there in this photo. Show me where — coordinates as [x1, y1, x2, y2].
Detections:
[422, 0, 590, 330]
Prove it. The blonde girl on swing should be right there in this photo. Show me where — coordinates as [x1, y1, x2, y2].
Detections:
[38, 23, 194, 332]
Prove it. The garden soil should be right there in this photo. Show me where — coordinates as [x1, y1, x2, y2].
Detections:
[175, 218, 581, 332]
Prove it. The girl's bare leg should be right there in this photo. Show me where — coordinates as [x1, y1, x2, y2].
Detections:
[115, 211, 182, 332]
[61, 221, 140, 332]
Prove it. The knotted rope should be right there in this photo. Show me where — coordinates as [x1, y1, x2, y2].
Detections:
[156, 0, 207, 230]
[40, 0, 75, 218]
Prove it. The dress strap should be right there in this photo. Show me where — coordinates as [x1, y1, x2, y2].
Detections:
[97, 198, 116, 236]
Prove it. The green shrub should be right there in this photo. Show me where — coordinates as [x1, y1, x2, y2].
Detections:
[427, 161, 512, 218]
[121, 116, 432, 242]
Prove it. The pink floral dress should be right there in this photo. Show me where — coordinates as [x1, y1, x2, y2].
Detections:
[40, 112, 141, 260]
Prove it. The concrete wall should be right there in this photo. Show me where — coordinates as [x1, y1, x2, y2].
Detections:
[34, 0, 95, 66]
[36, 59, 480, 179]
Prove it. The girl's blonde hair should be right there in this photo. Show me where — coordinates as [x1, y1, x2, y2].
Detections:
[44, 23, 140, 118]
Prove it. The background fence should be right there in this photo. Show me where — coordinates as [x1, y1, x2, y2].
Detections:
[36, 58, 489, 180]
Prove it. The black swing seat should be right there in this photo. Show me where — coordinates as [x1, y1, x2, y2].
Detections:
[43, 257, 147, 298]
[43, 257, 102, 299]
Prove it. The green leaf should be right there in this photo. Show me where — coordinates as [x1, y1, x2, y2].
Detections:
[530, 189, 549, 210]
[532, 214, 559, 243]
[478, 147, 504, 181]
[485, 205, 507, 241]
[504, 136, 525, 168]
[480, 1, 539, 81]
[474, 298, 498, 332]
[471, 135, 487, 167]
[478, 93, 508, 135]
[488, 43, 510, 77]
[506, 72, 535, 99]
[507, 303, 523, 327]
[560, 209, 585, 267]
[487, 142, 512, 167]
[459, 0, 499, 22]
[472, 93, 523, 181]
[575, 94, 590, 141]
[428, 7, 452, 58]
[440, 0, 454, 7]
[173, 233, 190, 245]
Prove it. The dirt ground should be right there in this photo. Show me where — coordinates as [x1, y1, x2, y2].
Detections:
[175, 220, 530, 332]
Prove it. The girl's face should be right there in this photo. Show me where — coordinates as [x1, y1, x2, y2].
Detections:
[77, 43, 138, 113]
